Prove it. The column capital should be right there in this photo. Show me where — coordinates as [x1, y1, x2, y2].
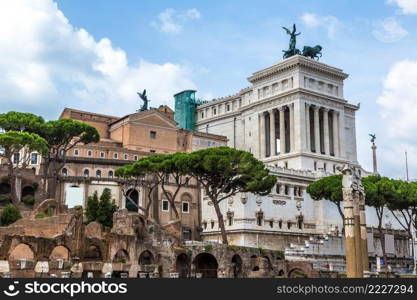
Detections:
[313, 105, 320, 111]
[278, 106, 286, 112]
[322, 107, 330, 112]
[269, 108, 276, 114]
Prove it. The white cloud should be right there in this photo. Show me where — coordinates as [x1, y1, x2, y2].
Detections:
[372, 17, 408, 43]
[152, 8, 201, 34]
[388, 0, 417, 15]
[376, 60, 417, 179]
[300, 13, 341, 38]
[0, 0, 197, 118]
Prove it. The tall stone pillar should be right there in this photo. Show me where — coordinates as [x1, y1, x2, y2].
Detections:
[269, 109, 276, 156]
[359, 193, 369, 273]
[313, 106, 320, 153]
[333, 111, 339, 157]
[353, 191, 364, 277]
[372, 143, 377, 174]
[305, 103, 311, 152]
[341, 165, 365, 278]
[279, 107, 286, 154]
[342, 185, 357, 278]
[289, 103, 294, 152]
[323, 108, 330, 155]
[259, 112, 265, 158]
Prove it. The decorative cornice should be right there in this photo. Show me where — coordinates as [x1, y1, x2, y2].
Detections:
[248, 55, 348, 83]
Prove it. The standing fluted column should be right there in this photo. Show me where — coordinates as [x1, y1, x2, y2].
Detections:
[313, 106, 320, 154]
[289, 103, 294, 152]
[305, 103, 311, 152]
[323, 108, 330, 155]
[279, 107, 286, 154]
[359, 193, 369, 273]
[259, 112, 265, 158]
[333, 110, 339, 157]
[269, 109, 276, 156]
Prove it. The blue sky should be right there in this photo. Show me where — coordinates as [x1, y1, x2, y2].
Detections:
[1, 0, 417, 178]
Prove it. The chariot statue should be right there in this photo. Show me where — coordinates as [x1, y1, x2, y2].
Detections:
[282, 24, 323, 60]
[369, 133, 376, 144]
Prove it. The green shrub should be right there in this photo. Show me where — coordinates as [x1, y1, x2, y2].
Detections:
[22, 196, 36, 207]
[0, 204, 22, 226]
[204, 244, 213, 252]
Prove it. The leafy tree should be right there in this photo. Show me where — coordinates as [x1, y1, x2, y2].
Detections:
[0, 204, 22, 226]
[85, 191, 100, 223]
[186, 147, 277, 244]
[386, 180, 417, 261]
[0, 131, 48, 202]
[39, 118, 100, 197]
[146, 153, 191, 220]
[306, 174, 344, 223]
[363, 175, 396, 269]
[95, 188, 117, 228]
[0, 111, 44, 133]
[116, 161, 159, 217]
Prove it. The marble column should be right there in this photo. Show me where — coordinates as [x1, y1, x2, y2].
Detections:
[289, 103, 294, 152]
[259, 112, 265, 158]
[313, 106, 320, 154]
[269, 109, 276, 156]
[279, 107, 286, 154]
[323, 108, 330, 155]
[305, 103, 311, 152]
[332, 110, 339, 157]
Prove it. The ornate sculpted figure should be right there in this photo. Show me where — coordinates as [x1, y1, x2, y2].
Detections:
[369, 133, 376, 144]
[282, 24, 301, 59]
[137, 89, 150, 111]
[302, 45, 323, 60]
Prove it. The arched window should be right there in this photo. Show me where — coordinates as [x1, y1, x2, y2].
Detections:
[62, 168, 68, 176]
[108, 171, 114, 178]
[83, 169, 90, 177]
[96, 170, 101, 178]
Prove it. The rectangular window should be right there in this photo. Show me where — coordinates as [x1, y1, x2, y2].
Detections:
[201, 112, 204, 119]
[162, 199, 169, 211]
[13, 153, 20, 164]
[134, 155, 138, 161]
[213, 108, 217, 115]
[113, 153, 118, 159]
[124, 154, 128, 160]
[182, 202, 190, 213]
[150, 131, 157, 139]
[30, 153, 38, 165]
[226, 104, 230, 112]
[74, 149, 79, 156]
[100, 152, 105, 158]
[87, 150, 92, 157]
[150, 150, 156, 153]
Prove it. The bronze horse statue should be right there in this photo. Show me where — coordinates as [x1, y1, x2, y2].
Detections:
[302, 45, 323, 60]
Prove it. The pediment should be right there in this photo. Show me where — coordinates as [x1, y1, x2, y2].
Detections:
[129, 111, 177, 128]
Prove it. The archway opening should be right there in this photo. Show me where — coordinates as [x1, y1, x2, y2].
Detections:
[22, 185, 35, 198]
[231, 254, 243, 278]
[250, 255, 259, 271]
[125, 189, 139, 212]
[193, 253, 218, 278]
[113, 249, 129, 264]
[9, 243, 34, 261]
[175, 253, 190, 278]
[139, 250, 154, 265]
[49, 246, 70, 261]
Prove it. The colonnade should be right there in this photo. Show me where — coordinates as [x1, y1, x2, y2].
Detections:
[258, 102, 341, 158]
